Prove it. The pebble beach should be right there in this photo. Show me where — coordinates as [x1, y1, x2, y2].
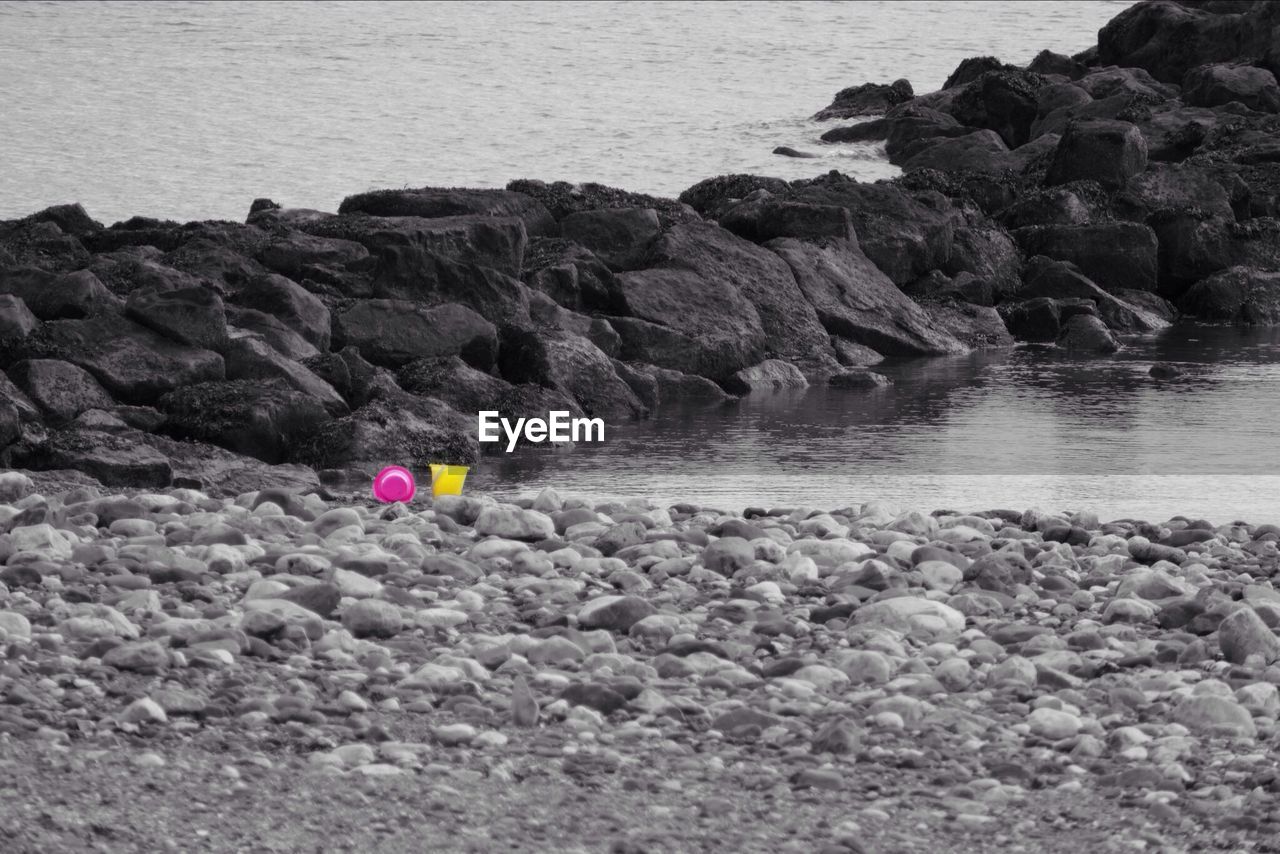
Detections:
[2, 468, 1280, 852]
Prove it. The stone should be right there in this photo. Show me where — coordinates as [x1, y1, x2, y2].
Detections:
[1218, 607, 1280, 665]
[341, 600, 403, 639]
[1045, 119, 1148, 188]
[124, 286, 229, 350]
[276, 583, 341, 618]
[337, 300, 497, 369]
[578, 595, 657, 632]
[101, 640, 169, 673]
[1027, 707, 1082, 740]
[1183, 63, 1280, 113]
[473, 506, 554, 541]
[1056, 314, 1120, 353]
[1172, 695, 1257, 739]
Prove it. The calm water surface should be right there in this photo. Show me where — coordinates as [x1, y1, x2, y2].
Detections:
[469, 327, 1280, 524]
[1, 0, 1123, 222]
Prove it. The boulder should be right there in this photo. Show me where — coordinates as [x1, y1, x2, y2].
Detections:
[767, 237, 966, 356]
[474, 505, 554, 541]
[1218, 606, 1280, 664]
[1183, 63, 1280, 113]
[1097, 1, 1278, 84]
[1013, 223, 1159, 293]
[919, 299, 1014, 349]
[225, 306, 319, 360]
[1000, 297, 1098, 343]
[678, 174, 794, 220]
[788, 179, 955, 286]
[16, 427, 172, 487]
[371, 244, 528, 323]
[220, 334, 349, 416]
[232, 274, 331, 351]
[336, 299, 497, 369]
[1020, 257, 1170, 332]
[397, 356, 515, 413]
[811, 79, 914, 121]
[559, 208, 661, 271]
[337, 187, 557, 238]
[22, 316, 224, 405]
[1056, 314, 1120, 353]
[297, 391, 477, 470]
[1179, 266, 1280, 323]
[256, 232, 370, 282]
[1045, 119, 1148, 188]
[943, 225, 1022, 299]
[900, 130, 1012, 174]
[718, 197, 857, 245]
[1077, 66, 1179, 100]
[828, 368, 892, 389]
[158, 379, 330, 464]
[521, 238, 625, 313]
[0, 295, 38, 343]
[525, 290, 622, 357]
[8, 359, 115, 424]
[644, 222, 838, 373]
[497, 325, 648, 420]
[944, 57, 1016, 90]
[611, 268, 765, 380]
[724, 360, 809, 395]
[613, 361, 733, 407]
[0, 268, 122, 320]
[124, 285, 229, 350]
[1115, 163, 1236, 223]
[949, 70, 1049, 148]
[997, 188, 1091, 229]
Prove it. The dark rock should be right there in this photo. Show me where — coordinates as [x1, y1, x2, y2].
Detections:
[997, 188, 1091, 229]
[0, 268, 122, 320]
[1045, 119, 1148, 188]
[276, 582, 341, 618]
[8, 359, 115, 424]
[678, 174, 793, 220]
[220, 334, 348, 416]
[255, 232, 370, 286]
[297, 390, 477, 470]
[1183, 63, 1280, 113]
[900, 130, 1012, 174]
[1020, 256, 1169, 332]
[16, 427, 172, 487]
[811, 79, 913, 121]
[1028, 50, 1088, 79]
[124, 285, 229, 350]
[398, 356, 513, 413]
[828, 368, 892, 389]
[559, 207, 661, 271]
[1097, 1, 1279, 84]
[919, 298, 1014, 349]
[232, 274, 331, 351]
[999, 297, 1092, 342]
[560, 683, 628, 715]
[578, 595, 657, 632]
[23, 203, 102, 237]
[521, 237, 625, 313]
[724, 359, 808, 394]
[20, 316, 224, 405]
[337, 187, 557, 237]
[225, 305, 319, 360]
[1179, 266, 1280, 323]
[1149, 363, 1185, 379]
[1013, 222, 1159, 294]
[719, 197, 856, 245]
[158, 378, 330, 464]
[767, 237, 965, 356]
[1077, 66, 1179, 101]
[101, 640, 169, 673]
[1057, 314, 1121, 353]
[336, 299, 497, 369]
[526, 290, 622, 357]
[613, 361, 732, 406]
[0, 295, 38, 343]
[944, 225, 1022, 299]
[371, 242, 529, 323]
[788, 178, 956, 286]
[772, 146, 819, 159]
[611, 269, 765, 380]
[950, 69, 1050, 148]
[497, 325, 648, 420]
[944, 57, 1016, 90]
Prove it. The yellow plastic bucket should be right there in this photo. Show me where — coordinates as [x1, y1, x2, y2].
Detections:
[429, 464, 469, 498]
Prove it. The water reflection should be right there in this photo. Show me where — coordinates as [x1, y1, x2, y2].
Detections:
[469, 326, 1280, 522]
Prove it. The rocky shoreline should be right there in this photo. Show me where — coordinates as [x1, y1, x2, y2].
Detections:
[2, 473, 1280, 852]
[1, 2, 1279, 495]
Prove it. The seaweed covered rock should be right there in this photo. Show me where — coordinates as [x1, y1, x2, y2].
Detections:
[158, 378, 330, 464]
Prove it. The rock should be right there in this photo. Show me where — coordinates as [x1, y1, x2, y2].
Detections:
[1149, 363, 1184, 379]
[337, 300, 497, 369]
[298, 391, 477, 470]
[559, 207, 661, 271]
[1045, 119, 1148, 188]
[1020, 257, 1168, 332]
[341, 600, 403, 639]
[1180, 267, 1280, 324]
[0, 268, 121, 320]
[767, 237, 966, 357]
[158, 379, 329, 464]
[1173, 694, 1257, 739]
[0, 611, 32, 640]
[23, 316, 223, 405]
[276, 582, 341, 618]
[510, 675, 540, 727]
[919, 299, 1014, 349]
[338, 186, 556, 238]
[220, 334, 348, 416]
[724, 359, 809, 394]
[8, 359, 115, 424]
[497, 326, 647, 420]
[1097, 1, 1278, 84]
[473, 505, 554, 541]
[0, 294, 38, 342]
[578, 595, 657, 632]
[232, 274, 331, 351]
[369, 238, 529, 323]
[1183, 63, 1280, 113]
[772, 146, 819, 159]
[101, 640, 169, 673]
[702, 537, 755, 574]
[17, 427, 173, 487]
[812, 79, 914, 121]
[949, 69, 1048, 148]
[828, 368, 892, 389]
[1218, 606, 1280, 665]
[1027, 707, 1082, 740]
[900, 130, 1012, 174]
[851, 598, 966, 636]
[1013, 223, 1159, 294]
[124, 286, 229, 350]
[1056, 315, 1121, 353]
